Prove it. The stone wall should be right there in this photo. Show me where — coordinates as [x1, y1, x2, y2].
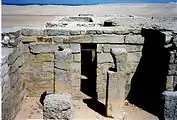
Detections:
[19, 28, 145, 100]
[1, 44, 25, 120]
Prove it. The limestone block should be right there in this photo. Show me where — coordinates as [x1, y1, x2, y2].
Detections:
[70, 44, 80, 54]
[42, 62, 54, 72]
[25, 72, 54, 96]
[44, 29, 70, 36]
[55, 69, 71, 84]
[103, 30, 113, 34]
[103, 44, 143, 53]
[72, 54, 81, 62]
[112, 30, 129, 35]
[110, 48, 127, 71]
[97, 53, 113, 64]
[169, 51, 175, 63]
[22, 44, 30, 53]
[35, 53, 54, 62]
[9, 56, 23, 75]
[21, 36, 37, 43]
[162, 91, 177, 120]
[65, 35, 92, 43]
[9, 69, 21, 88]
[55, 49, 72, 70]
[53, 36, 68, 43]
[31, 72, 54, 81]
[168, 64, 176, 75]
[70, 30, 81, 35]
[1, 63, 9, 78]
[97, 44, 103, 53]
[127, 52, 142, 63]
[70, 62, 81, 87]
[29, 44, 58, 54]
[37, 37, 53, 43]
[2, 75, 10, 99]
[21, 29, 44, 36]
[125, 35, 144, 44]
[43, 94, 74, 120]
[166, 76, 174, 91]
[92, 35, 124, 43]
[8, 45, 23, 65]
[86, 30, 97, 34]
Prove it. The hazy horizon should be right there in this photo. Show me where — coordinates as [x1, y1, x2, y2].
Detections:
[2, 0, 177, 5]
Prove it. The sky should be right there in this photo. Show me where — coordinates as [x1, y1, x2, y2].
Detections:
[2, 0, 177, 5]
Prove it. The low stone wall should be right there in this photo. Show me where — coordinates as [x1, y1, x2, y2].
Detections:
[1, 44, 26, 120]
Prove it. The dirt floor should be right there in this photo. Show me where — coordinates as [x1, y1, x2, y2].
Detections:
[15, 97, 159, 120]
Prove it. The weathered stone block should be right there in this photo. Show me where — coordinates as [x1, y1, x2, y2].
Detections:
[65, 35, 92, 43]
[22, 44, 30, 53]
[166, 76, 174, 91]
[2, 75, 10, 99]
[42, 62, 54, 72]
[97, 44, 103, 53]
[1, 63, 9, 78]
[55, 68, 71, 84]
[103, 44, 143, 53]
[9, 69, 21, 88]
[162, 91, 177, 120]
[37, 37, 53, 43]
[35, 53, 54, 62]
[92, 35, 124, 43]
[127, 52, 142, 63]
[86, 30, 97, 34]
[110, 48, 127, 71]
[72, 54, 81, 62]
[169, 51, 175, 63]
[29, 44, 58, 54]
[55, 49, 72, 70]
[70, 30, 81, 35]
[125, 35, 144, 44]
[103, 30, 113, 34]
[8, 44, 23, 65]
[44, 29, 70, 36]
[97, 53, 113, 64]
[21, 36, 37, 43]
[53, 36, 68, 43]
[21, 29, 44, 36]
[168, 64, 176, 75]
[9, 56, 23, 75]
[43, 94, 74, 120]
[70, 44, 80, 54]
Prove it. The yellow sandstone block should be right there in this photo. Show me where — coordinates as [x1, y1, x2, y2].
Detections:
[35, 54, 54, 62]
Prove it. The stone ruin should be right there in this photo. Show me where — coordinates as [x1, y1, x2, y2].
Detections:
[1, 15, 177, 120]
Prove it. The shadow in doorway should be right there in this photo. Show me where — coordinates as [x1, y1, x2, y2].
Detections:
[126, 28, 170, 120]
[80, 43, 106, 117]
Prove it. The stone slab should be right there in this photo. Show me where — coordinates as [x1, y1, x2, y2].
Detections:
[29, 44, 58, 53]
[43, 93, 73, 120]
[125, 35, 144, 44]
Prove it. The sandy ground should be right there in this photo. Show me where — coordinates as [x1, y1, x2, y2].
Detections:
[2, 3, 177, 28]
[15, 97, 158, 120]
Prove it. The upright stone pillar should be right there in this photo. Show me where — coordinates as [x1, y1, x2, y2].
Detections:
[162, 91, 177, 120]
[105, 48, 127, 117]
